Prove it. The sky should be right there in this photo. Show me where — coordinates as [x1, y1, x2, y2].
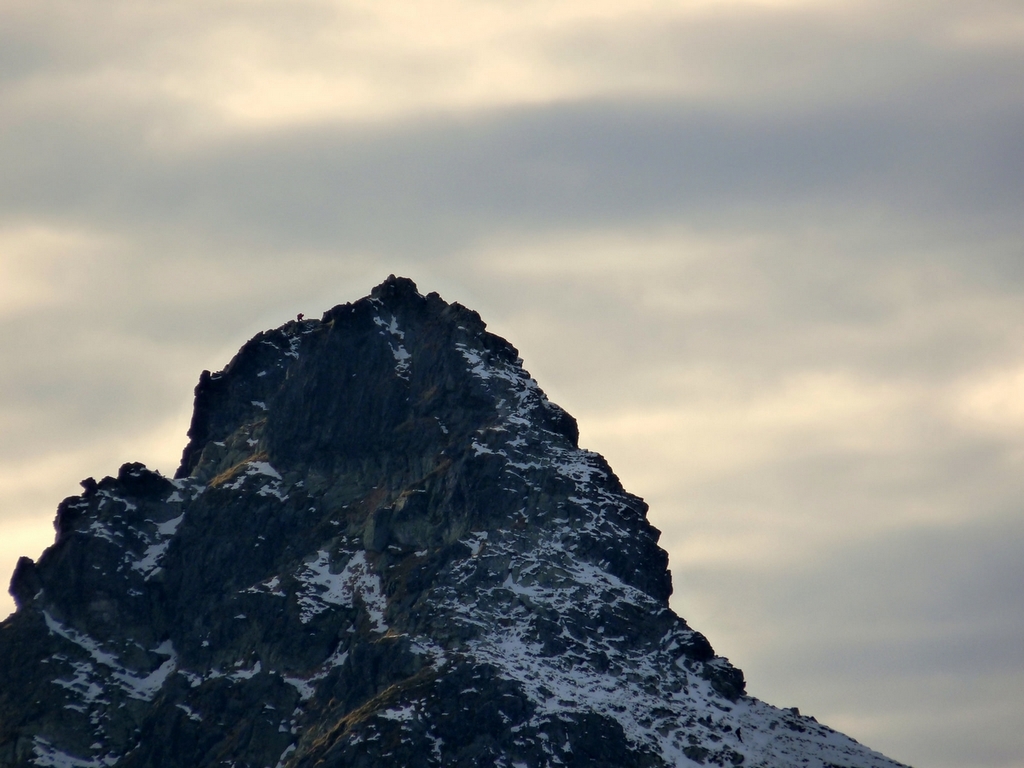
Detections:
[1, 0, 1022, 765]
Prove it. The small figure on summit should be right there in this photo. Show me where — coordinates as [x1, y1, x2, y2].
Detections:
[297, 313, 304, 321]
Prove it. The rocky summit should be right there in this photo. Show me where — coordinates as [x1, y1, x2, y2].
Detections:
[1, 277, 907, 768]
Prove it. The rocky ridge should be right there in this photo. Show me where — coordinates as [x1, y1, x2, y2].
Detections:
[0, 277, 908, 768]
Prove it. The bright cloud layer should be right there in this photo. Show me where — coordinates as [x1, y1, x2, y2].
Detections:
[3, 0, 1021, 130]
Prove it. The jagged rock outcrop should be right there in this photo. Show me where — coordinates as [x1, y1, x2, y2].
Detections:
[1, 277, 908, 768]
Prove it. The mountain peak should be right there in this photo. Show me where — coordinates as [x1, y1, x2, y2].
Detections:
[368, 274, 422, 302]
[1, 280, 907, 768]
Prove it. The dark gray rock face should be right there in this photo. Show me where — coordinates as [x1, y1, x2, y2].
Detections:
[1, 277, 908, 768]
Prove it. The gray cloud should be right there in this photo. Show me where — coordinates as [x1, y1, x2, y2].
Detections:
[2, 69, 1023, 257]
[674, 514, 1024, 767]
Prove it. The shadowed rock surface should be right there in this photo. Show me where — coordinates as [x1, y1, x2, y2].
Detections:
[1, 277, 908, 768]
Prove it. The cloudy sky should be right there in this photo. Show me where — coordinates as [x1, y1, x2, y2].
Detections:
[2, 0, 1023, 765]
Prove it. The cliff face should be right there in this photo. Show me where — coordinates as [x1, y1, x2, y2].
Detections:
[1, 277, 906, 768]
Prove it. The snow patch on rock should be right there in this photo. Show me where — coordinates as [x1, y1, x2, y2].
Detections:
[296, 550, 388, 631]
